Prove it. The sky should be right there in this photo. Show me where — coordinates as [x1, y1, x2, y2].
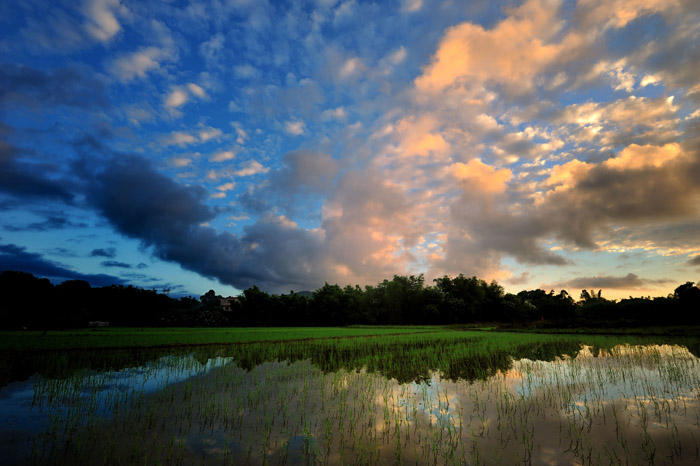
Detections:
[1, 0, 699, 300]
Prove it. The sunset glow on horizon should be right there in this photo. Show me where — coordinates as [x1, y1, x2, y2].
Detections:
[1, 0, 699, 299]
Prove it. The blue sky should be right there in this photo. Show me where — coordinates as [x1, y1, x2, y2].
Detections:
[1, 0, 699, 299]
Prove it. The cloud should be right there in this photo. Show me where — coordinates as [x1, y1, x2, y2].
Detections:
[0, 243, 124, 287]
[234, 64, 259, 79]
[452, 159, 512, 194]
[88, 155, 215, 241]
[187, 83, 207, 98]
[544, 273, 673, 291]
[285, 120, 305, 135]
[689, 256, 700, 266]
[100, 260, 132, 268]
[216, 182, 236, 192]
[536, 142, 700, 248]
[3, 215, 88, 232]
[170, 157, 192, 167]
[401, 0, 422, 13]
[574, 0, 680, 30]
[210, 150, 235, 162]
[165, 131, 198, 146]
[415, 0, 567, 95]
[270, 150, 339, 194]
[80, 155, 322, 290]
[234, 160, 268, 177]
[394, 115, 450, 158]
[198, 127, 221, 142]
[0, 64, 108, 109]
[109, 46, 170, 82]
[165, 88, 188, 108]
[78, 153, 421, 291]
[321, 107, 347, 121]
[165, 84, 209, 110]
[199, 33, 226, 69]
[90, 248, 116, 258]
[554, 96, 680, 146]
[20, 9, 87, 53]
[506, 272, 531, 285]
[83, 0, 125, 42]
[338, 57, 366, 79]
[0, 141, 74, 203]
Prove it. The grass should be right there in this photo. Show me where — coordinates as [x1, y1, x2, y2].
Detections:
[0, 325, 442, 351]
[495, 324, 700, 337]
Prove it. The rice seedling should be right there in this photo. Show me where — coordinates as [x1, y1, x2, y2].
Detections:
[1, 330, 699, 465]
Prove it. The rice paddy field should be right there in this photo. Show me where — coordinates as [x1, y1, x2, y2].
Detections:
[1, 327, 699, 465]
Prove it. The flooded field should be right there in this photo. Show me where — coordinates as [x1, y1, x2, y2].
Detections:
[1, 331, 699, 465]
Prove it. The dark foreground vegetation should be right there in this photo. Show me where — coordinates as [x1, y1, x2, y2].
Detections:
[2, 270, 699, 329]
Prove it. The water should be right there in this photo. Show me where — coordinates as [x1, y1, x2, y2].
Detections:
[1, 342, 699, 465]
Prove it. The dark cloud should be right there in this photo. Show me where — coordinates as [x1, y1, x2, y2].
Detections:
[48, 247, 79, 258]
[3, 215, 88, 232]
[0, 63, 108, 110]
[0, 243, 124, 287]
[88, 155, 214, 242]
[689, 256, 700, 266]
[85, 155, 277, 289]
[100, 260, 132, 269]
[89, 248, 116, 258]
[83, 154, 366, 292]
[0, 141, 75, 202]
[121, 273, 161, 283]
[506, 272, 531, 286]
[446, 191, 569, 269]
[539, 145, 700, 249]
[544, 273, 673, 291]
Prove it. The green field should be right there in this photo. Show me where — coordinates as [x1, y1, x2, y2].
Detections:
[0, 325, 442, 351]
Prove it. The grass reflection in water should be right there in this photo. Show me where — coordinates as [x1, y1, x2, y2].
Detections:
[3, 331, 700, 465]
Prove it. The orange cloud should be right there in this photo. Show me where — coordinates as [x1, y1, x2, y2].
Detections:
[395, 115, 449, 157]
[604, 143, 683, 171]
[415, 0, 565, 94]
[576, 0, 679, 29]
[545, 159, 591, 188]
[452, 159, 512, 194]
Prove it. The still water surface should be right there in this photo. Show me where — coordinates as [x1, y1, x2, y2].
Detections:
[1, 342, 699, 465]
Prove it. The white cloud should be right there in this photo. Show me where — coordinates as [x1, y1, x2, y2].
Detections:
[83, 0, 125, 42]
[321, 107, 346, 120]
[210, 150, 236, 162]
[234, 160, 269, 177]
[640, 74, 661, 87]
[216, 182, 236, 191]
[170, 157, 192, 167]
[231, 123, 248, 143]
[165, 88, 188, 108]
[166, 131, 198, 146]
[338, 57, 365, 79]
[199, 127, 222, 142]
[285, 120, 305, 135]
[388, 47, 407, 65]
[401, 0, 422, 13]
[187, 83, 207, 98]
[109, 47, 165, 81]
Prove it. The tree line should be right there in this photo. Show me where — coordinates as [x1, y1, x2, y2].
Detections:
[1, 270, 698, 329]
